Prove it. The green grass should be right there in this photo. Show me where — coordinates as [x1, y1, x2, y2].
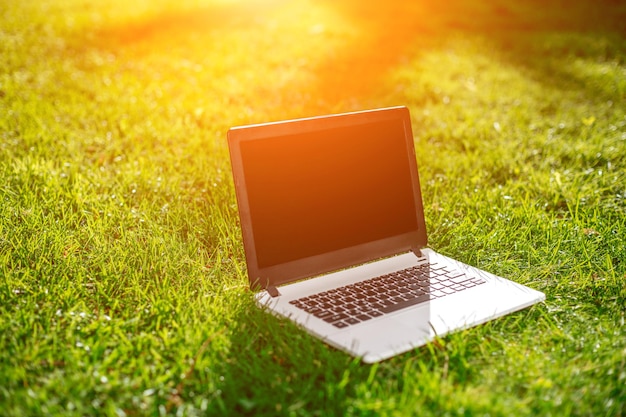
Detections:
[1, 0, 625, 415]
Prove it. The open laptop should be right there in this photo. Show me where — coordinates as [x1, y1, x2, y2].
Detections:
[227, 106, 545, 363]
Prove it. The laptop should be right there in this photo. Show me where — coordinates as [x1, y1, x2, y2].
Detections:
[227, 106, 545, 363]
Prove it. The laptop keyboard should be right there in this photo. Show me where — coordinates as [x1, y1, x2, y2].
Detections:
[289, 262, 486, 328]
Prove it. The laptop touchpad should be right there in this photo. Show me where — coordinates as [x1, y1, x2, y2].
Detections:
[329, 312, 431, 361]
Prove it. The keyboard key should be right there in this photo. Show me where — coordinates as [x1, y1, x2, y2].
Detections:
[431, 289, 446, 298]
[380, 294, 430, 313]
[314, 310, 334, 319]
[323, 313, 348, 323]
[381, 299, 395, 307]
[449, 275, 470, 284]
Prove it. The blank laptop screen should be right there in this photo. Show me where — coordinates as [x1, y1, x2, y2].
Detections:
[239, 117, 419, 269]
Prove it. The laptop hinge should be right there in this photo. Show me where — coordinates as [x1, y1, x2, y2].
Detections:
[266, 285, 281, 298]
[411, 247, 424, 258]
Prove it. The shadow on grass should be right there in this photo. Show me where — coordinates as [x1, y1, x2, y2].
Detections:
[198, 295, 552, 415]
[210, 300, 362, 415]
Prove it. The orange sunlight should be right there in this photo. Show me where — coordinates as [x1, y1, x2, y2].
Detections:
[92, 0, 454, 118]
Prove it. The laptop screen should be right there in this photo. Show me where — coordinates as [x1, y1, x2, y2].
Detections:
[229, 107, 427, 288]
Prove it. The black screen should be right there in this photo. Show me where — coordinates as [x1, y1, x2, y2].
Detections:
[240, 118, 418, 268]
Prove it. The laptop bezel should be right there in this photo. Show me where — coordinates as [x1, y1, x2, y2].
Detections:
[227, 106, 428, 291]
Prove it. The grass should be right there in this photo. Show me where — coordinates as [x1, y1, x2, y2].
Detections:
[1, 0, 625, 415]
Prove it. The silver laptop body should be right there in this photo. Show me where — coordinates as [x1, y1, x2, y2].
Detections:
[227, 106, 545, 363]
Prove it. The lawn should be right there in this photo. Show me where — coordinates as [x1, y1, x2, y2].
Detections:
[1, 0, 625, 415]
